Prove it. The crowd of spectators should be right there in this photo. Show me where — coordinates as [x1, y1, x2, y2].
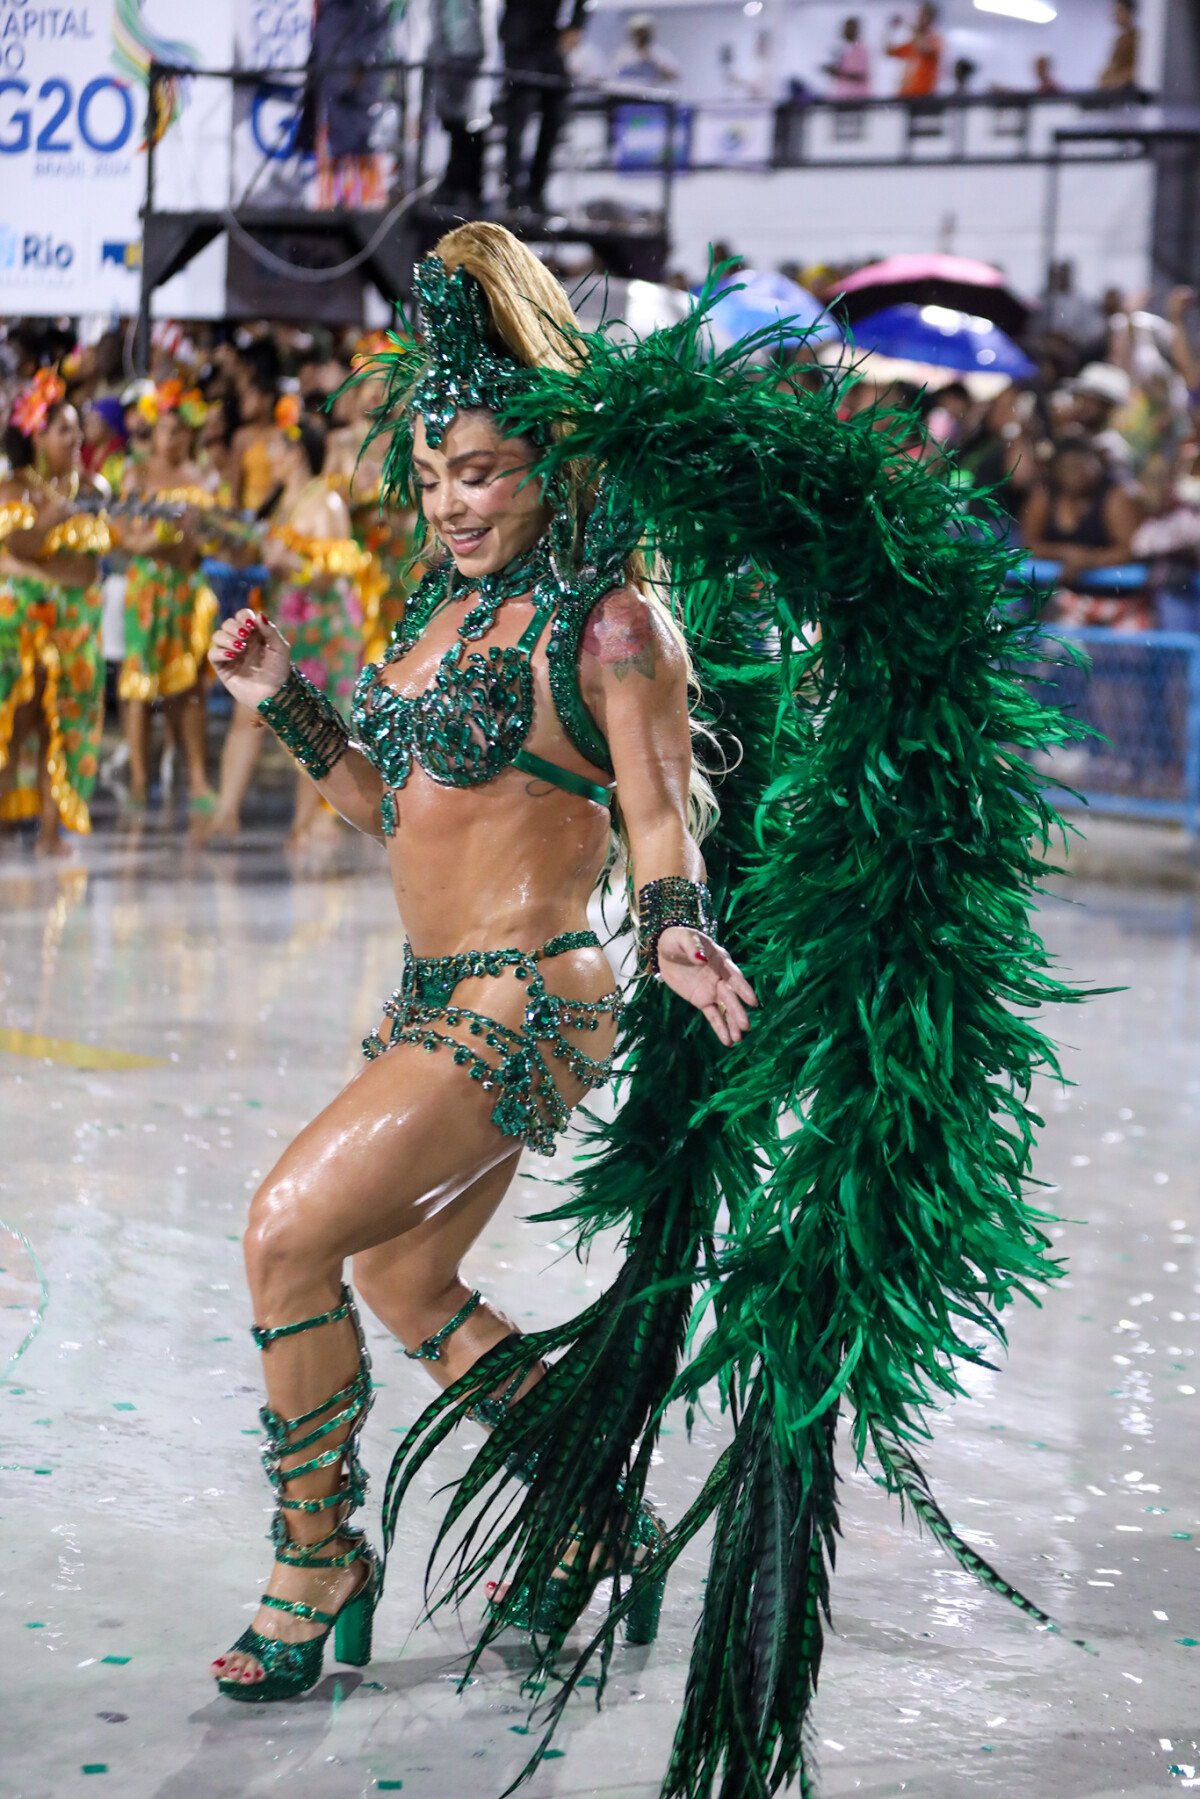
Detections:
[2, 251, 1198, 843]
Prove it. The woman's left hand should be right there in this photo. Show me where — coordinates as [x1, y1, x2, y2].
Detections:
[656, 927, 758, 1046]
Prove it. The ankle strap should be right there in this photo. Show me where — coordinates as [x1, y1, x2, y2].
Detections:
[251, 1286, 353, 1350]
[405, 1289, 482, 1362]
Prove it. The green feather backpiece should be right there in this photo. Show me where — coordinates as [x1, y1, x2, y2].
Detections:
[375, 276, 1093, 1797]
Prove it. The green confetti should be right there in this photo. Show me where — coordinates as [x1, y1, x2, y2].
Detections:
[508, 1725, 529, 1736]
[112, 1403, 136, 1412]
[101, 1655, 130, 1666]
[1172, 1532, 1193, 1541]
[543, 1749, 565, 1760]
[210, 1336, 232, 1343]
[377, 1784, 404, 1792]
[1176, 1637, 1198, 1647]
[82, 1766, 108, 1776]
[25, 1621, 45, 1628]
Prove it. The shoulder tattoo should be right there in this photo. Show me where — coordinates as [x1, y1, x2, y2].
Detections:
[583, 592, 658, 682]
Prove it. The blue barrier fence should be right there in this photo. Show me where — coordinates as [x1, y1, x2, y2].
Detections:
[1028, 627, 1200, 833]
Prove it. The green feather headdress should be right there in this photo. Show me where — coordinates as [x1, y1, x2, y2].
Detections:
[356, 254, 547, 526]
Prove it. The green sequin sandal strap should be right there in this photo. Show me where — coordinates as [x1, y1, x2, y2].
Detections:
[258, 1592, 338, 1628]
[404, 1289, 483, 1362]
[249, 1285, 375, 1575]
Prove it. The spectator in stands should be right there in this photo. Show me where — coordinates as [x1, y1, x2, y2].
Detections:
[1063, 363, 1135, 476]
[886, 5, 944, 99]
[1097, 0, 1138, 93]
[951, 58, 977, 97]
[1133, 445, 1200, 631]
[500, 0, 591, 215]
[1021, 435, 1146, 624]
[822, 17, 871, 100]
[1033, 55, 1061, 94]
[959, 384, 1042, 531]
[612, 14, 680, 91]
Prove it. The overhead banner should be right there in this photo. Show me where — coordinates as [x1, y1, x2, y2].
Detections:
[0, 0, 233, 317]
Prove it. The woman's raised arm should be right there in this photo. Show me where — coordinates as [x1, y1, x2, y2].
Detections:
[581, 585, 757, 1045]
[208, 609, 386, 840]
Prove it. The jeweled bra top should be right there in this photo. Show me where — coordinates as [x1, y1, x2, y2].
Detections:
[351, 538, 616, 836]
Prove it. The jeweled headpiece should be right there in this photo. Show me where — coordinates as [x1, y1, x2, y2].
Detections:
[407, 256, 529, 446]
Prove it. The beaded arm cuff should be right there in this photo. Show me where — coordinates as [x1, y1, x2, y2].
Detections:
[257, 667, 351, 781]
[636, 876, 718, 976]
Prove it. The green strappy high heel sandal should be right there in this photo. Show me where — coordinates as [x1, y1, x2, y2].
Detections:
[218, 1285, 382, 1704]
[494, 1499, 669, 1646]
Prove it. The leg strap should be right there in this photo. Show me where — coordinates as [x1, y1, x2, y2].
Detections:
[251, 1288, 352, 1350]
[249, 1284, 374, 1573]
[404, 1288, 483, 1362]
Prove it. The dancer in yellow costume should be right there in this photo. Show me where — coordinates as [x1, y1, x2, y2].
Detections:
[0, 370, 110, 851]
[203, 399, 370, 844]
[118, 379, 220, 820]
[325, 340, 422, 664]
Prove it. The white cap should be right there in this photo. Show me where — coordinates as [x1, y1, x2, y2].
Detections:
[119, 377, 155, 408]
[1069, 362, 1132, 407]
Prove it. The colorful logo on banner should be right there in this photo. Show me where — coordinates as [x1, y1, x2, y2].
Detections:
[110, 0, 200, 147]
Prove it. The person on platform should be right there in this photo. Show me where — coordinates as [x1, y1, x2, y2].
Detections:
[199, 222, 1083, 1799]
[823, 16, 871, 99]
[0, 370, 109, 850]
[500, 0, 591, 214]
[886, 3, 943, 98]
[1096, 0, 1139, 93]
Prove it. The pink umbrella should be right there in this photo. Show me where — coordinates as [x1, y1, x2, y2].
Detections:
[834, 255, 1034, 337]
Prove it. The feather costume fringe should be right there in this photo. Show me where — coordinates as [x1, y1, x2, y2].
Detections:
[372, 280, 1093, 1796]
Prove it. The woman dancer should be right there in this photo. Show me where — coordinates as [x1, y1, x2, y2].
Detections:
[0, 370, 110, 850]
[118, 381, 219, 820]
[204, 402, 368, 844]
[206, 223, 1084, 1797]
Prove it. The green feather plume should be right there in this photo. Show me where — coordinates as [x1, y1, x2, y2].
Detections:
[378, 276, 1094, 1797]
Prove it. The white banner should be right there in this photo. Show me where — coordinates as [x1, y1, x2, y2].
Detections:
[0, 0, 233, 318]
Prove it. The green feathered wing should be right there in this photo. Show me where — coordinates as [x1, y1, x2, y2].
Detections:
[377, 290, 1092, 1797]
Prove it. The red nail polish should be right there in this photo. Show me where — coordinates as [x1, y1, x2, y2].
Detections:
[694, 951, 708, 963]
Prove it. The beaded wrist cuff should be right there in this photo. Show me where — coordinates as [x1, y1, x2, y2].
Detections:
[636, 876, 718, 976]
[257, 667, 351, 781]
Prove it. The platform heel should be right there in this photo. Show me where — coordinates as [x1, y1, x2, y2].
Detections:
[217, 1285, 381, 1704]
[493, 1497, 669, 1644]
[334, 1562, 379, 1667]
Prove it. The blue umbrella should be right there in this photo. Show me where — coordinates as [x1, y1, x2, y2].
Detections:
[850, 303, 1034, 378]
[703, 269, 842, 349]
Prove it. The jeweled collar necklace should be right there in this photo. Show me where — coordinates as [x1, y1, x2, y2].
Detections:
[452, 536, 555, 642]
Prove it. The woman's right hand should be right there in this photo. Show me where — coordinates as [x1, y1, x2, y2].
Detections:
[209, 608, 292, 709]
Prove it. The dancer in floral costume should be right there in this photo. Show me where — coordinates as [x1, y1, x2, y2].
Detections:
[0, 370, 109, 850]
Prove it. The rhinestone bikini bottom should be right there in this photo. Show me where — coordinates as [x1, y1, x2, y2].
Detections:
[362, 931, 621, 1155]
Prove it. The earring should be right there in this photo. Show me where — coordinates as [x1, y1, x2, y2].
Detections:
[545, 469, 576, 583]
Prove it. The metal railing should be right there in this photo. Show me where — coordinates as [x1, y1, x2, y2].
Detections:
[1029, 627, 1200, 833]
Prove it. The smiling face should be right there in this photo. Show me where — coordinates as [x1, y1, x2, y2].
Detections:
[412, 409, 550, 579]
[36, 403, 82, 478]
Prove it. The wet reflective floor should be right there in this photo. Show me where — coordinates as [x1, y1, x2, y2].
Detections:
[1, 830, 1198, 1798]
